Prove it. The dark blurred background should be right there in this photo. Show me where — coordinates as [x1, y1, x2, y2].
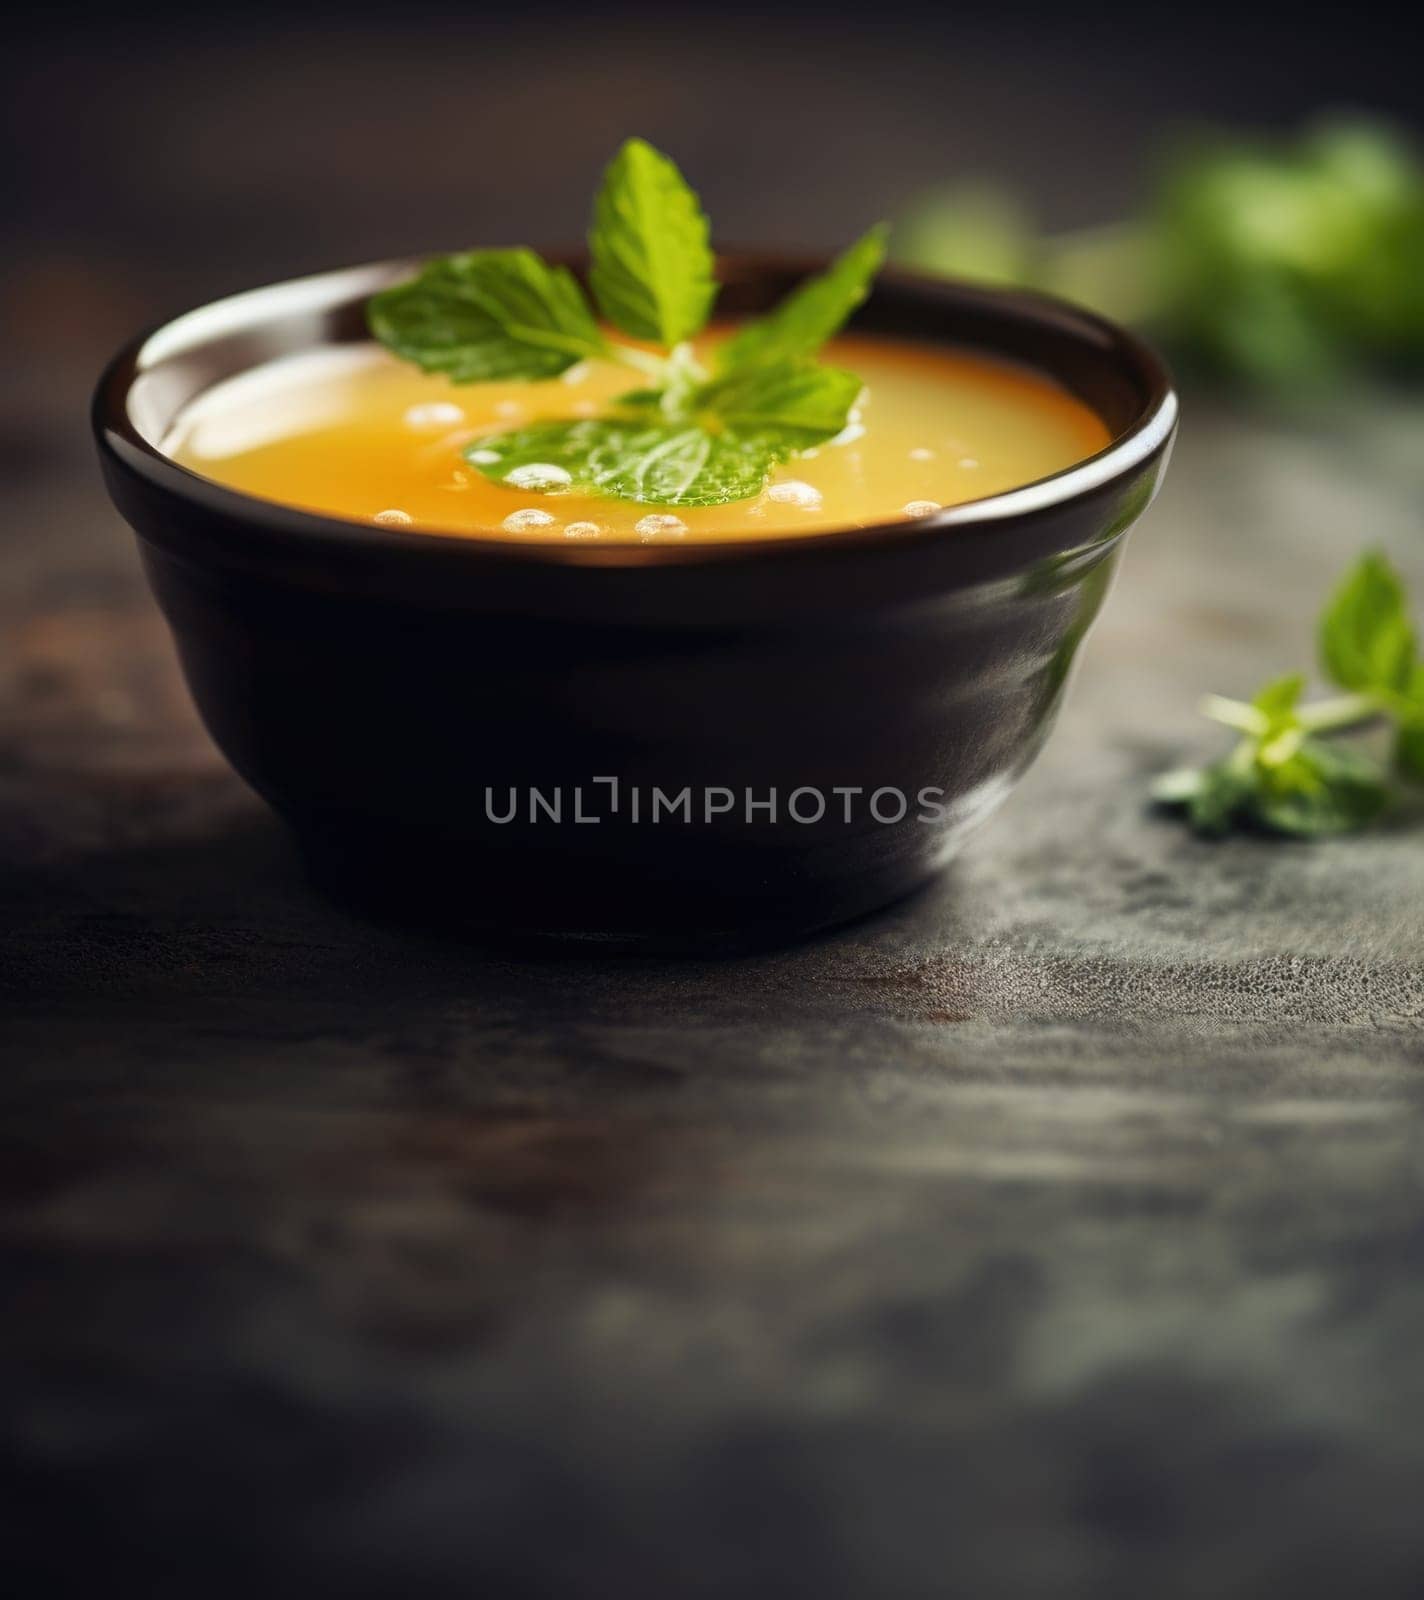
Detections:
[5, 1, 1422, 382]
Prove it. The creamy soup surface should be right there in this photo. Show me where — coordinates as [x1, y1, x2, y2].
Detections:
[165, 329, 1113, 542]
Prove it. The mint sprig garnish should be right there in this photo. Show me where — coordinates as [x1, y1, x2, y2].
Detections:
[367, 139, 885, 507]
[1153, 551, 1424, 836]
[473, 362, 864, 508]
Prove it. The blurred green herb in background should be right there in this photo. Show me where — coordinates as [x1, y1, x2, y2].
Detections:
[896, 117, 1424, 388]
[1153, 553, 1424, 836]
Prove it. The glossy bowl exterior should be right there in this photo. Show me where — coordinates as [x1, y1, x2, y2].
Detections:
[94, 257, 1176, 948]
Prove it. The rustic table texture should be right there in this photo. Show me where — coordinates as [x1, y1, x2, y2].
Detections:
[4, 11, 1424, 1595]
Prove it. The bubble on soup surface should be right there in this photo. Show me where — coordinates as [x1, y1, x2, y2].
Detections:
[909, 446, 934, 461]
[563, 521, 602, 540]
[958, 457, 980, 469]
[635, 514, 687, 539]
[766, 480, 823, 509]
[505, 463, 573, 492]
[902, 499, 942, 517]
[373, 508, 413, 526]
[494, 399, 525, 419]
[404, 402, 465, 429]
[468, 447, 500, 465]
[502, 508, 558, 532]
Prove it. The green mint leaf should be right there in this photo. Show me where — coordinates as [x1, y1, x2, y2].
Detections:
[467, 419, 801, 508]
[467, 358, 859, 506]
[1156, 759, 1254, 836]
[1159, 549, 1421, 839]
[1157, 736, 1389, 839]
[368, 250, 605, 381]
[589, 139, 716, 347]
[718, 225, 888, 371]
[623, 356, 860, 438]
[1190, 767, 1256, 835]
[1251, 672, 1306, 724]
[1318, 550, 1416, 694]
[1397, 661, 1424, 781]
[696, 360, 862, 437]
[1152, 760, 1254, 835]
[1396, 724, 1424, 783]
[1251, 737, 1389, 836]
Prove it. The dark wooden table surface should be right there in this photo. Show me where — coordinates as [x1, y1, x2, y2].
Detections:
[5, 12, 1424, 1595]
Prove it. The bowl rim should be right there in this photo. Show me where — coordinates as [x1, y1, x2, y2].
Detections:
[93, 252, 1178, 572]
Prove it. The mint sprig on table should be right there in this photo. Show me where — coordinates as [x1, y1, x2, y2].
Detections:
[1153, 552, 1424, 836]
[367, 139, 887, 508]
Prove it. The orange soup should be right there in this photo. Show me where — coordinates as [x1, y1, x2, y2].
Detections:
[165, 330, 1112, 542]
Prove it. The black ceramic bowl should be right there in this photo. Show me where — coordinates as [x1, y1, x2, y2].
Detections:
[94, 255, 1176, 949]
